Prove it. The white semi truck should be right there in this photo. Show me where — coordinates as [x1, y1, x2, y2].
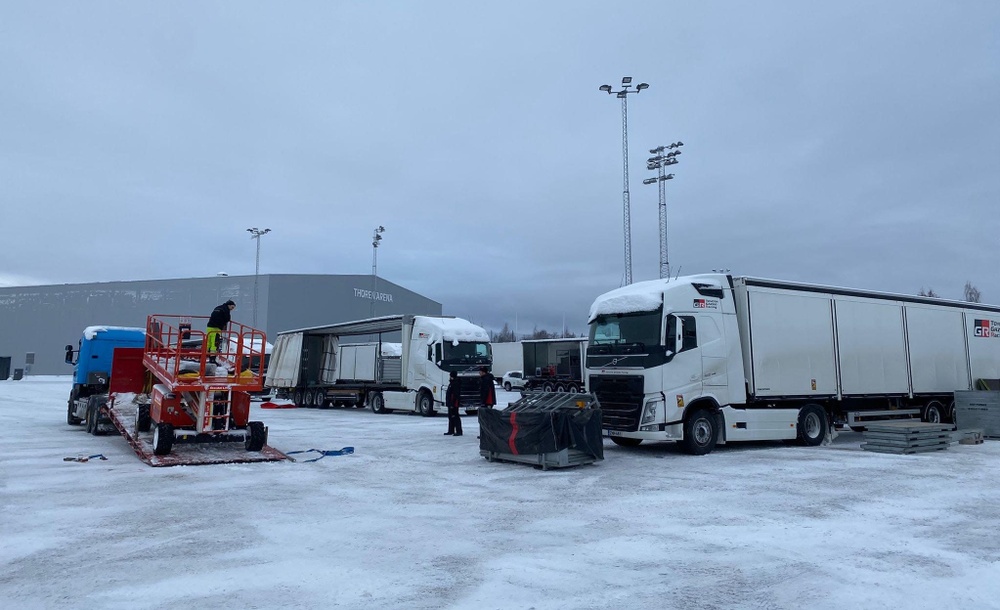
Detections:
[587, 274, 1000, 454]
[265, 315, 492, 415]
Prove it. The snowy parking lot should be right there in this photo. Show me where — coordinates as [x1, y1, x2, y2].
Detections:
[2, 376, 1000, 609]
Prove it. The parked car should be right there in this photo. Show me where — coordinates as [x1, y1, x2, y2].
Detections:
[500, 370, 527, 392]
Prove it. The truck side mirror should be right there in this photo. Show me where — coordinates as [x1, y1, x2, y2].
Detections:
[64, 344, 75, 365]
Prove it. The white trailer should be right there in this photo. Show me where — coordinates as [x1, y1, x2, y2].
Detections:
[586, 274, 1000, 454]
[265, 315, 492, 415]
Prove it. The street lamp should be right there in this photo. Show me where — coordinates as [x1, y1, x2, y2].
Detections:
[644, 141, 684, 279]
[371, 226, 385, 317]
[246, 227, 271, 326]
[599, 77, 649, 285]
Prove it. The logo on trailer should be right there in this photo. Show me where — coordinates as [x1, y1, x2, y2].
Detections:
[974, 319, 1000, 338]
[693, 298, 719, 309]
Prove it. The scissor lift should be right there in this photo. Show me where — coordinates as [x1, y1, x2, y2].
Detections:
[137, 314, 274, 456]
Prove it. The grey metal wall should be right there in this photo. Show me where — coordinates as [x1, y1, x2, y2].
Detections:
[0, 274, 441, 376]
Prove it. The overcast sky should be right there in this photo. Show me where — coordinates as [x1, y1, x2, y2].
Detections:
[2, 1, 998, 335]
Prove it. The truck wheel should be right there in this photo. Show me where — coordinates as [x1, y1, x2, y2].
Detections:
[67, 388, 83, 425]
[86, 396, 106, 436]
[245, 421, 266, 451]
[417, 391, 435, 416]
[567, 384, 580, 394]
[134, 403, 151, 433]
[304, 389, 316, 408]
[681, 409, 718, 455]
[314, 391, 328, 408]
[542, 382, 554, 392]
[370, 393, 387, 414]
[152, 423, 174, 456]
[555, 384, 567, 393]
[504, 382, 512, 392]
[293, 389, 304, 407]
[946, 400, 956, 424]
[922, 401, 944, 424]
[797, 404, 828, 446]
[610, 436, 642, 447]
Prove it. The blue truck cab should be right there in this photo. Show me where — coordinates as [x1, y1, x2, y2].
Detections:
[65, 326, 146, 428]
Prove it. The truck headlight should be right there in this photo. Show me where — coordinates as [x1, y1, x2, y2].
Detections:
[640, 398, 662, 425]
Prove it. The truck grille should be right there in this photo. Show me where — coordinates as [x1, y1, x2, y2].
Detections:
[589, 375, 644, 431]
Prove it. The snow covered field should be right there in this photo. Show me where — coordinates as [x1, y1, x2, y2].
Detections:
[2, 376, 1000, 610]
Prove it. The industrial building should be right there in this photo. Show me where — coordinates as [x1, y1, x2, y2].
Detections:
[0, 274, 441, 376]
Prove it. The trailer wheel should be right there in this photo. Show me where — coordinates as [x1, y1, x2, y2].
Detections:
[946, 400, 956, 424]
[922, 401, 945, 424]
[293, 389, 304, 407]
[245, 421, 266, 451]
[504, 382, 512, 392]
[610, 436, 642, 447]
[417, 391, 436, 417]
[304, 389, 316, 408]
[681, 409, 718, 455]
[797, 404, 828, 446]
[314, 391, 328, 408]
[370, 392, 387, 414]
[134, 403, 151, 433]
[152, 423, 174, 456]
[542, 382, 555, 392]
[555, 384, 567, 393]
[567, 384, 580, 394]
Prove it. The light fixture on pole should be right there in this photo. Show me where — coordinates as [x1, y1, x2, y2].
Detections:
[371, 226, 385, 317]
[246, 227, 271, 326]
[599, 76, 649, 286]
[644, 141, 683, 279]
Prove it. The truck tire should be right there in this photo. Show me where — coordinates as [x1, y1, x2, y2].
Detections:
[134, 403, 151, 433]
[542, 382, 555, 392]
[567, 384, 580, 394]
[922, 401, 944, 424]
[504, 382, 512, 392]
[370, 392, 387, 414]
[304, 389, 316, 408]
[152, 423, 174, 456]
[314, 391, 328, 408]
[67, 388, 83, 425]
[797, 404, 828, 446]
[555, 384, 567, 393]
[610, 436, 642, 447]
[293, 389, 304, 408]
[245, 421, 266, 451]
[681, 409, 718, 455]
[417, 392, 435, 417]
[86, 395, 106, 436]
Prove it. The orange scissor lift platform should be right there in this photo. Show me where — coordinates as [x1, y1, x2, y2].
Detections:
[104, 314, 288, 467]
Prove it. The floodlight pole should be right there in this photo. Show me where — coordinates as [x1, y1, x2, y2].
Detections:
[371, 226, 385, 317]
[246, 227, 271, 326]
[644, 142, 683, 279]
[600, 77, 649, 286]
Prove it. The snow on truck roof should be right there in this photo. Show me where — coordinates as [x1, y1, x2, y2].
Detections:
[414, 316, 489, 346]
[588, 274, 727, 321]
[83, 326, 146, 340]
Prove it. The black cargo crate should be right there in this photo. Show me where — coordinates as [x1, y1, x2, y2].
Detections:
[478, 392, 603, 470]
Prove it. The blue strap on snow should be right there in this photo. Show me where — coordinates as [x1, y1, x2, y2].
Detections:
[286, 447, 355, 462]
[63, 454, 108, 463]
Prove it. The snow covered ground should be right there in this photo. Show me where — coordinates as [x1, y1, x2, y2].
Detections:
[2, 376, 1000, 610]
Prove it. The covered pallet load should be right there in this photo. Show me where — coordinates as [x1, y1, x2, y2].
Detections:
[479, 392, 604, 469]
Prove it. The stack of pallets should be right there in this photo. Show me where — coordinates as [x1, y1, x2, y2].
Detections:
[861, 421, 953, 455]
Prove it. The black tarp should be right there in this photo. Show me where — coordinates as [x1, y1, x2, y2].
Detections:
[478, 393, 604, 460]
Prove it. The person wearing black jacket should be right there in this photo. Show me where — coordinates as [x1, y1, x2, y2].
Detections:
[206, 300, 235, 363]
[479, 366, 497, 409]
[444, 371, 463, 436]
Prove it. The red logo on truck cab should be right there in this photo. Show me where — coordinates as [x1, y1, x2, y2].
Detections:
[693, 299, 719, 309]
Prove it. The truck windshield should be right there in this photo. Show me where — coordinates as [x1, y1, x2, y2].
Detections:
[442, 341, 492, 365]
[588, 309, 662, 350]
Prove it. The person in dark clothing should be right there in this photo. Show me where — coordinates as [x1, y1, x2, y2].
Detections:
[206, 300, 236, 363]
[479, 366, 497, 409]
[444, 371, 463, 436]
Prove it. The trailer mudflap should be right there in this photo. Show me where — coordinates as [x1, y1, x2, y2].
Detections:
[106, 397, 289, 467]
